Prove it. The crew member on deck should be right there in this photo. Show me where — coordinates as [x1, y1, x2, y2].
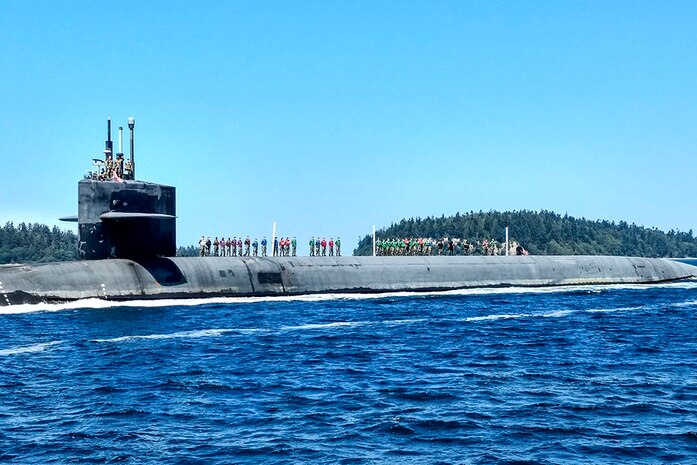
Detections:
[124, 160, 133, 179]
[115, 154, 124, 179]
[199, 236, 206, 257]
[105, 154, 114, 179]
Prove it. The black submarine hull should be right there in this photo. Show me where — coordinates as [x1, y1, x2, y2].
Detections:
[1, 255, 695, 306]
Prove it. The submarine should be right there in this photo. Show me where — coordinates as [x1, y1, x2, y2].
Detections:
[0, 118, 695, 306]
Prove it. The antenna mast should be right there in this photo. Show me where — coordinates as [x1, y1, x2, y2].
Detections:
[104, 117, 113, 161]
[128, 117, 135, 180]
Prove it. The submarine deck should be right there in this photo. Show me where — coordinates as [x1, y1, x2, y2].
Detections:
[1, 255, 696, 306]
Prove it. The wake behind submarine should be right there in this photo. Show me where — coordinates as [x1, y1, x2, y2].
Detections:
[0, 119, 695, 306]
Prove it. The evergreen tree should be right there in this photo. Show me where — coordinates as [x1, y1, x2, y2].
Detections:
[353, 211, 697, 258]
[0, 222, 78, 264]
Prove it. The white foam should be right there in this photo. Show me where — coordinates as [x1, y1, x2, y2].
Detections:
[98, 327, 272, 343]
[464, 309, 579, 321]
[0, 293, 410, 315]
[92, 328, 243, 343]
[382, 318, 427, 325]
[671, 300, 697, 308]
[586, 305, 645, 313]
[2, 280, 696, 315]
[466, 313, 532, 322]
[0, 340, 63, 356]
[26, 296, 695, 349]
[0, 298, 113, 315]
[541, 310, 575, 318]
[280, 321, 362, 331]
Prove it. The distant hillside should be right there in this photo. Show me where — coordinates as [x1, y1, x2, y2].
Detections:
[0, 222, 78, 264]
[353, 210, 697, 258]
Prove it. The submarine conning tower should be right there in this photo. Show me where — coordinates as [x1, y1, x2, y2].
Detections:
[70, 118, 176, 260]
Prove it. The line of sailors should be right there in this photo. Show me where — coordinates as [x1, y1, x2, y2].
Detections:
[198, 236, 299, 257]
[376, 238, 528, 256]
[89, 151, 134, 181]
[376, 238, 435, 256]
[308, 237, 341, 257]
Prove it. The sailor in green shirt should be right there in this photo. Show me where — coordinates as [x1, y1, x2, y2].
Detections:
[291, 237, 297, 256]
[336, 237, 341, 256]
[309, 237, 315, 257]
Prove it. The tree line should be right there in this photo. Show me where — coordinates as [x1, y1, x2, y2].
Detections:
[177, 245, 198, 257]
[0, 222, 220, 263]
[3, 210, 695, 264]
[0, 222, 78, 264]
[353, 210, 697, 258]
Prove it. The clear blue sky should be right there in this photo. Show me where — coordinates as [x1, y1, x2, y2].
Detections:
[1, 1, 696, 253]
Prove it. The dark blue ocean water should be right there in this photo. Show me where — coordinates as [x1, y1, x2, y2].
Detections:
[2, 282, 697, 464]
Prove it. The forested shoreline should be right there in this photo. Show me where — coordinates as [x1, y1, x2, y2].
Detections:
[2, 210, 696, 264]
[353, 210, 697, 258]
[0, 222, 78, 264]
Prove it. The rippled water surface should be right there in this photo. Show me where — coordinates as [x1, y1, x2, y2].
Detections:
[2, 283, 697, 464]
